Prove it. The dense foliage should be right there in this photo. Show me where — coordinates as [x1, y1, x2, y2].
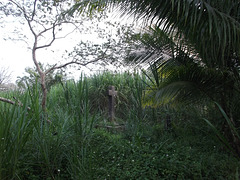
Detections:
[92, 0, 240, 157]
[1, 1, 240, 179]
[0, 72, 239, 179]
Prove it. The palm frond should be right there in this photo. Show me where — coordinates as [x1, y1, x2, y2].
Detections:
[143, 54, 229, 108]
[104, 0, 240, 68]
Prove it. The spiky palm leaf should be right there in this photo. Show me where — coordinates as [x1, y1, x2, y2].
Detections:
[124, 26, 175, 67]
[143, 55, 231, 108]
[71, 0, 240, 69]
[113, 0, 240, 67]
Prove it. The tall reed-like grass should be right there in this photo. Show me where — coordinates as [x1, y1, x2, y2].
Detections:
[48, 75, 97, 179]
[85, 71, 152, 121]
[0, 85, 40, 179]
[1, 71, 238, 179]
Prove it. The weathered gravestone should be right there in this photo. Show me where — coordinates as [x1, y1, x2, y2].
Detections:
[108, 86, 118, 122]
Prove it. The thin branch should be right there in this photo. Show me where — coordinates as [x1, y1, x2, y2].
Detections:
[55, 22, 82, 40]
[0, 97, 15, 105]
[33, 19, 47, 31]
[45, 56, 104, 74]
[9, 0, 26, 17]
[36, 24, 56, 49]
[9, 1, 80, 51]
[31, 0, 37, 21]
[45, 45, 111, 74]
[0, 67, 12, 84]
[35, 21, 77, 50]
[9, 0, 36, 37]
[0, 97, 31, 110]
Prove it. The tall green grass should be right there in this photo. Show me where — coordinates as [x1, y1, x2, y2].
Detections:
[0, 86, 39, 179]
[48, 75, 97, 179]
[0, 71, 239, 179]
[0, 75, 97, 179]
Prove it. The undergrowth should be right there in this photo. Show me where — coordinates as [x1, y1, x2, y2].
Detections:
[0, 71, 239, 179]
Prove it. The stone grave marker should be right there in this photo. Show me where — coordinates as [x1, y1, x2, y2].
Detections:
[108, 86, 118, 121]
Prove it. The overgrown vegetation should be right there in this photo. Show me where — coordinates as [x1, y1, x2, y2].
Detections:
[0, 72, 239, 179]
[1, 0, 240, 179]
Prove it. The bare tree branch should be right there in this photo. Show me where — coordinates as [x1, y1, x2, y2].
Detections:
[0, 97, 15, 105]
[0, 97, 31, 110]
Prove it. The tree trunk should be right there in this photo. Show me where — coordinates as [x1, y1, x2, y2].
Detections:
[40, 72, 47, 111]
[32, 42, 47, 111]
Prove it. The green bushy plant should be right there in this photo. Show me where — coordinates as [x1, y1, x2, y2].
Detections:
[84, 128, 239, 179]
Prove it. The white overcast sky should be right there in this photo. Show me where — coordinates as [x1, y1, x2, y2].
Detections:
[0, 16, 109, 83]
[0, 1, 137, 84]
